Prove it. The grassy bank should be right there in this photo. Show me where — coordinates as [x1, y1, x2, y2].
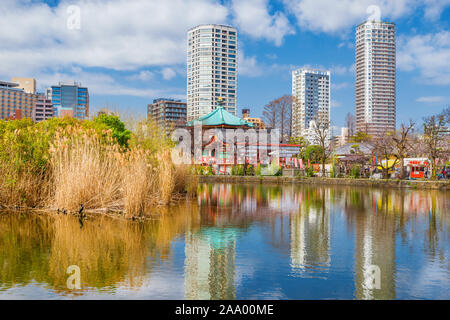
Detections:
[0, 116, 196, 216]
[198, 175, 450, 190]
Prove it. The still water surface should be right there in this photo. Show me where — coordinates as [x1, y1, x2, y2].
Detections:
[0, 183, 448, 299]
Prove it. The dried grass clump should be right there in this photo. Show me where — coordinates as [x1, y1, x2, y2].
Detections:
[0, 166, 48, 208]
[122, 149, 156, 217]
[49, 126, 123, 211]
[1, 119, 194, 216]
[47, 125, 193, 216]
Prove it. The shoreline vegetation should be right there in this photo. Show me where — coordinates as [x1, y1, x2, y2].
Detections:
[198, 175, 450, 190]
[0, 116, 197, 218]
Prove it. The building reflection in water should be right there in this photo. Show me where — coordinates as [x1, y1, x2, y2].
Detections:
[347, 189, 397, 300]
[290, 188, 330, 277]
[195, 183, 447, 300]
[184, 228, 237, 300]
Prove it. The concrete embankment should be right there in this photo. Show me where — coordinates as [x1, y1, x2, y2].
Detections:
[198, 175, 449, 190]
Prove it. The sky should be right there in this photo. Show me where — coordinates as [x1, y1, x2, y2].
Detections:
[0, 0, 449, 130]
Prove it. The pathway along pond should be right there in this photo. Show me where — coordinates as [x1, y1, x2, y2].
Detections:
[0, 183, 448, 299]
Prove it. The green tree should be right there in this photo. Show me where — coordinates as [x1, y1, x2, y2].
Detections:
[304, 145, 324, 164]
[289, 136, 309, 159]
[423, 108, 449, 178]
[93, 114, 131, 148]
[351, 131, 372, 143]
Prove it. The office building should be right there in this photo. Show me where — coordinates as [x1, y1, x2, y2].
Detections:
[0, 80, 36, 120]
[51, 82, 89, 120]
[355, 20, 396, 136]
[11, 77, 36, 94]
[147, 98, 187, 131]
[291, 68, 330, 140]
[187, 24, 237, 121]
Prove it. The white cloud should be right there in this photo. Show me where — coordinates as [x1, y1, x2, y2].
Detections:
[161, 67, 177, 80]
[398, 31, 450, 85]
[232, 0, 295, 46]
[416, 96, 447, 103]
[423, 0, 450, 20]
[282, 0, 448, 34]
[238, 51, 264, 77]
[330, 65, 352, 76]
[127, 70, 154, 82]
[338, 41, 354, 49]
[332, 82, 350, 90]
[331, 100, 342, 108]
[0, 0, 229, 74]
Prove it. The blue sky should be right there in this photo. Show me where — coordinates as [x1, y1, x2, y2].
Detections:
[1, 0, 449, 129]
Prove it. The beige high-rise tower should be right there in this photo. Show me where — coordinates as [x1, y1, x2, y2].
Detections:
[355, 20, 396, 136]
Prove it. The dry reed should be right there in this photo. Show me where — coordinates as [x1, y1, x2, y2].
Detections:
[46, 125, 192, 216]
[49, 127, 123, 211]
[0, 120, 195, 216]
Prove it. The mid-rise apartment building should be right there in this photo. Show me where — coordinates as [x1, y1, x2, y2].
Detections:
[187, 24, 237, 121]
[355, 20, 396, 136]
[0, 80, 36, 120]
[33, 93, 54, 122]
[242, 109, 266, 129]
[292, 68, 330, 140]
[51, 82, 89, 120]
[147, 98, 187, 131]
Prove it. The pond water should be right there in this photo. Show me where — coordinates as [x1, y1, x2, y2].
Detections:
[0, 183, 448, 300]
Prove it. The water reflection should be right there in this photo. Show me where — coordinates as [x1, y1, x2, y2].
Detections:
[0, 184, 448, 299]
[290, 189, 330, 277]
[0, 205, 201, 295]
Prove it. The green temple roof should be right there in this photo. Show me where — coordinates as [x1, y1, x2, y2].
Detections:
[186, 106, 254, 127]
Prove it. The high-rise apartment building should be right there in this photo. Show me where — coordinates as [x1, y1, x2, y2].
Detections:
[51, 82, 89, 120]
[147, 98, 187, 131]
[0, 80, 36, 120]
[355, 20, 396, 136]
[187, 24, 237, 121]
[291, 68, 330, 140]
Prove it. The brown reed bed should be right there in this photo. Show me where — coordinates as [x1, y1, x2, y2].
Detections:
[0, 120, 197, 218]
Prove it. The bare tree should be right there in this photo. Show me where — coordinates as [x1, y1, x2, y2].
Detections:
[423, 107, 450, 178]
[311, 115, 332, 177]
[372, 130, 395, 179]
[392, 120, 415, 179]
[277, 95, 292, 142]
[263, 95, 293, 142]
[263, 100, 278, 130]
[345, 113, 356, 138]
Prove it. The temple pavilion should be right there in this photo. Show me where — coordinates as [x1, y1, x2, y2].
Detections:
[186, 105, 254, 129]
[186, 106, 301, 174]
